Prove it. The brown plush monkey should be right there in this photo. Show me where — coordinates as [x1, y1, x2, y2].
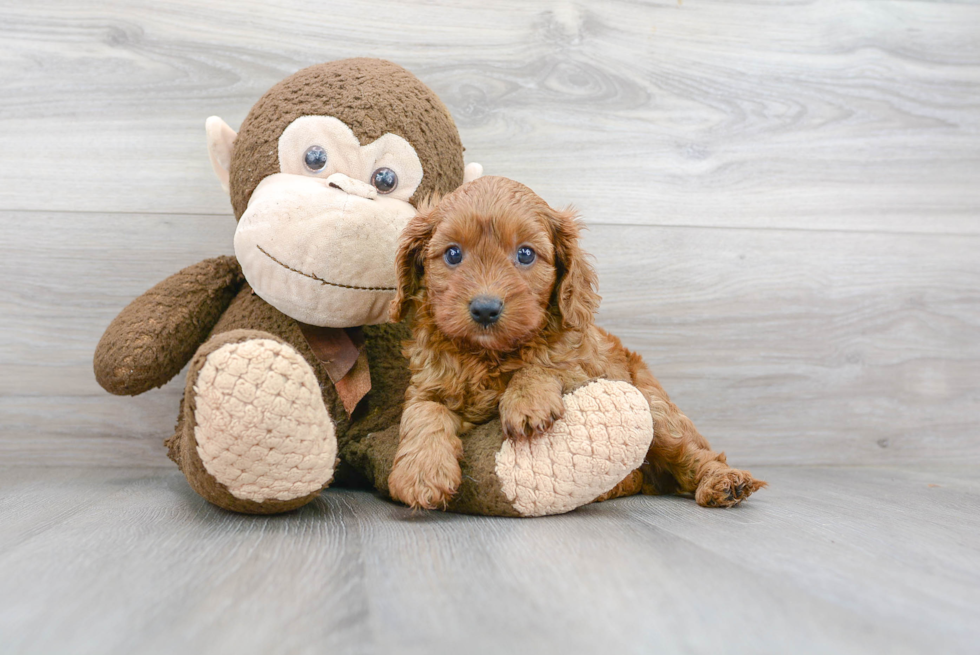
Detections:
[94, 58, 654, 516]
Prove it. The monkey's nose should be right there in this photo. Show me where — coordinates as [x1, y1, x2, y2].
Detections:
[469, 295, 503, 327]
[326, 173, 378, 200]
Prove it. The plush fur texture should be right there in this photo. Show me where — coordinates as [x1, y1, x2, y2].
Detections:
[94, 256, 245, 396]
[96, 59, 654, 516]
[387, 176, 767, 510]
[229, 58, 464, 218]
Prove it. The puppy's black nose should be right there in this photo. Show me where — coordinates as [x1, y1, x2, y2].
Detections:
[469, 295, 503, 327]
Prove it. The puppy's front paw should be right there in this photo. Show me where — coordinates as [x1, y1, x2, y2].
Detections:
[695, 468, 767, 508]
[499, 387, 565, 439]
[388, 444, 463, 510]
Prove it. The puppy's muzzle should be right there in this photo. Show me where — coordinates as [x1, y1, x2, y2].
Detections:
[469, 295, 503, 327]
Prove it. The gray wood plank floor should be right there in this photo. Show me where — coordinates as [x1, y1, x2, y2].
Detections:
[0, 465, 977, 655]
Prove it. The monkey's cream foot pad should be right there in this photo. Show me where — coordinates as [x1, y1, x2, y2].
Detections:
[193, 338, 337, 502]
[495, 379, 653, 517]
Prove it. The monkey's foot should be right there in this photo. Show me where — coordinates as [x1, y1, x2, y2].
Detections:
[344, 379, 653, 517]
[171, 330, 337, 514]
[493, 380, 652, 516]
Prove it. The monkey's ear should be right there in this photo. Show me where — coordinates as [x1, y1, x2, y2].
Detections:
[463, 162, 484, 184]
[390, 211, 436, 323]
[549, 207, 601, 331]
[205, 116, 237, 194]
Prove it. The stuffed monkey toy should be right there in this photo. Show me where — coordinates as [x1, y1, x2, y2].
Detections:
[94, 58, 654, 517]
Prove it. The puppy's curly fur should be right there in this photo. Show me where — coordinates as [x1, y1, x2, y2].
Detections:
[388, 176, 765, 510]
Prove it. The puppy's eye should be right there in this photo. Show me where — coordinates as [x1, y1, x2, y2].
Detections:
[444, 245, 463, 266]
[516, 246, 536, 265]
[371, 167, 398, 194]
[304, 145, 328, 172]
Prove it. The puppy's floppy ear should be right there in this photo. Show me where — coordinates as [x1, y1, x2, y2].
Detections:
[548, 206, 600, 331]
[390, 208, 436, 323]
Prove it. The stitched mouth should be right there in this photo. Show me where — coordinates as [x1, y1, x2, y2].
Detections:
[256, 245, 395, 292]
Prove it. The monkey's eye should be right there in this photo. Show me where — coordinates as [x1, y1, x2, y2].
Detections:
[516, 246, 536, 265]
[371, 167, 398, 194]
[444, 245, 463, 267]
[304, 145, 328, 172]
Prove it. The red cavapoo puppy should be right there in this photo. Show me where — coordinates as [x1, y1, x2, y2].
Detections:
[388, 176, 765, 510]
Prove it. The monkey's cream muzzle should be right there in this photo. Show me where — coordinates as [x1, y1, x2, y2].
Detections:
[235, 173, 415, 327]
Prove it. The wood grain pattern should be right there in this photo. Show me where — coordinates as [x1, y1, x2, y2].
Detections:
[3, 5, 978, 653]
[0, 465, 977, 654]
[0, 1, 977, 232]
[1, 0, 979, 467]
[2, 212, 978, 466]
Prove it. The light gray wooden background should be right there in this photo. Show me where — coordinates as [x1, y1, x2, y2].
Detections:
[1, 0, 978, 467]
[2, 2, 980, 654]
[2, 0, 979, 469]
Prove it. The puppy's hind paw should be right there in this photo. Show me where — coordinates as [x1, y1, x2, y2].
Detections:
[696, 468, 767, 508]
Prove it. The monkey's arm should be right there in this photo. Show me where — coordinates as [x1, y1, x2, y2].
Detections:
[94, 256, 245, 396]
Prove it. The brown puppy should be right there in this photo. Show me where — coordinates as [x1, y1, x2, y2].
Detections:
[388, 176, 765, 510]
